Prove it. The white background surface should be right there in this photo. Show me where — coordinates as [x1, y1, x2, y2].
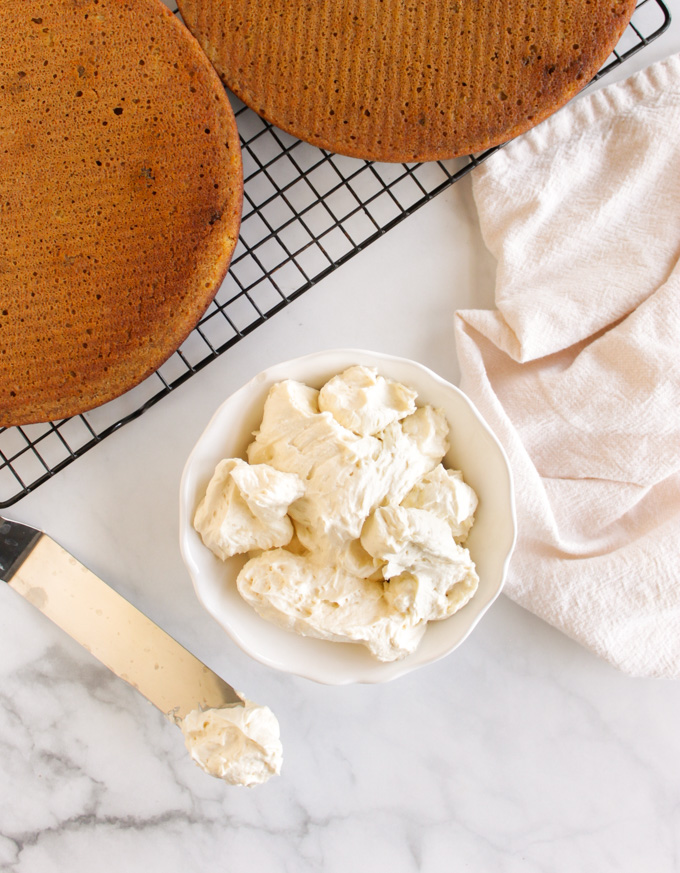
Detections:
[2, 4, 679, 871]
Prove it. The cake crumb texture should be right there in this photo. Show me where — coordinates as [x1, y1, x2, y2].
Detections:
[0, 0, 243, 426]
[178, 0, 636, 162]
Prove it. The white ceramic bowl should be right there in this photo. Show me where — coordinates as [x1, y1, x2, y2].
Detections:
[179, 349, 516, 685]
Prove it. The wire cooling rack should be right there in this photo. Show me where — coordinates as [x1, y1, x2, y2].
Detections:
[0, 0, 670, 507]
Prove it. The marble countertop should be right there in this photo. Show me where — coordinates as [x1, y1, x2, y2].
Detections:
[2, 6, 680, 872]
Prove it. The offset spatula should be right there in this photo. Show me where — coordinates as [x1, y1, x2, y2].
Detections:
[0, 515, 241, 720]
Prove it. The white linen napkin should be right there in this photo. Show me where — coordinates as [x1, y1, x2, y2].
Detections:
[454, 54, 680, 679]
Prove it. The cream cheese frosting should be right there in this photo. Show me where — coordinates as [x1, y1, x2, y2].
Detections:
[361, 505, 479, 622]
[247, 378, 449, 575]
[193, 458, 304, 561]
[401, 464, 479, 543]
[179, 696, 283, 787]
[237, 549, 426, 661]
[317, 364, 417, 435]
[194, 366, 479, 662]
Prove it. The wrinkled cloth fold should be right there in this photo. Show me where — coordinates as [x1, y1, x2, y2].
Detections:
[455, 54, 680, 678]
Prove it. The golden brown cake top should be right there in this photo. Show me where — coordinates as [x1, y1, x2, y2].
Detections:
[0, 0, 243, 427]
[178, 0, 636, 162]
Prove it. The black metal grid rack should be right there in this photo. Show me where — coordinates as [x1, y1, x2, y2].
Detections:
[0, 0, 670, 507]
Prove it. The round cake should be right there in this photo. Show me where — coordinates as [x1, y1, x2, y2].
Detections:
[0, 0, 243, 427]
[177, 0, 636, 162]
